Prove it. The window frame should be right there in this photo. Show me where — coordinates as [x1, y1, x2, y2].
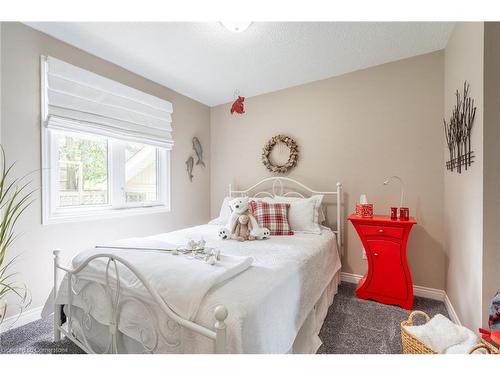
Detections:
[114, 140, 166, 209]
[41, 127, 171, 225]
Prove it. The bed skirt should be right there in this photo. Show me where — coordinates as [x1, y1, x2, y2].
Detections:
[290, 271, 341, 354]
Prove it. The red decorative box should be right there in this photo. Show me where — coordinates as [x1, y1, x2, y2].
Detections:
[355, 203, 373, 218]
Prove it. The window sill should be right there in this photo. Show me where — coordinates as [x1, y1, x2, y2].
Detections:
[43, 205, 171, 225]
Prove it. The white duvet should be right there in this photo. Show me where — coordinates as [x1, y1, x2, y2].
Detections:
[51, 224, 341, 353]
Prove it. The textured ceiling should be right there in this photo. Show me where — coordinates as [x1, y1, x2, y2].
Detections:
[26, 22, 454, 107]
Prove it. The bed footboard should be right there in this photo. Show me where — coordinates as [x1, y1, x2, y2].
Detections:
[52, 249, 228, 354]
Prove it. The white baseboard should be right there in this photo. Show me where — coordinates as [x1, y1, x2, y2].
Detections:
[340, 272, 460, 325]
[413, 285, 446, 301]
[0, 306, 43, 334]
[444, 293, 462, 326]
[340, 272, 363, 284]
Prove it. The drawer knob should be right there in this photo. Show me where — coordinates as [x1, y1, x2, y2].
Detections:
[374, 252, 379, 256]
[378, 229, 384, 233]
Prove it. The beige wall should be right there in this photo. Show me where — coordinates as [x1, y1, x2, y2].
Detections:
[443, 22, 484, 329]
[483, 22, 500, 328]
[211, 51, 446, 290]
[0, 23, 211, 319]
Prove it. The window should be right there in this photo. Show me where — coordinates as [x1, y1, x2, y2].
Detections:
[124, 143, 158, 204]
[44, 129, 170, 223]
[56, 131, 109, 207]
[41, 56, 173, 224]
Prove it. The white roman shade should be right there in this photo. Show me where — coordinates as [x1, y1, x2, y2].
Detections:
[41, 56, 174, 149]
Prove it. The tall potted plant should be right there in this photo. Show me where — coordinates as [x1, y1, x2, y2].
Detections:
[0, 147, 34, 328]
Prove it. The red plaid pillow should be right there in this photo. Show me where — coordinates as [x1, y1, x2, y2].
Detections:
[250, 200, 294, 236]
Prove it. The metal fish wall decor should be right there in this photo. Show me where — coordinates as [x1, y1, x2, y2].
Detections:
[185, 156, 194, 182]
[185, 137, 205, 182]
[192, 137, 205, 167]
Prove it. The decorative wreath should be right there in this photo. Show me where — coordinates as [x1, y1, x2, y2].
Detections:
[261, 135, 299, 174]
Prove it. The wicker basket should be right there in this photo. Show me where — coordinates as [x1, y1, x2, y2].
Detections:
[468, 342, 494, 354]
[474, 338, 497, 354]
[401, 310, 437, 354]
[401, 311, 496, 354]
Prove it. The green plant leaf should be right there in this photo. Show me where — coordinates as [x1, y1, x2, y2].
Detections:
[0, 146, 36, 313]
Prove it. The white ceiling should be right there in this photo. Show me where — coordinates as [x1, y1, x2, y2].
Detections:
[26, 22, 454, 107]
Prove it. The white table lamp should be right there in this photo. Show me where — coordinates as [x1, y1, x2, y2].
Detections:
[383, 175, 405, 210]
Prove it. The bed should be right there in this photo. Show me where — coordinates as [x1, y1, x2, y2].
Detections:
[47, 177, 343, 354]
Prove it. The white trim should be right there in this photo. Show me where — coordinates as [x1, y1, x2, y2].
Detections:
[340, 272, 461, 325]
[340, 272, 362, 285]
[0, 306, 43, 334]
[43, 205, 171, 225]
[413, 284, 446, 301]
[444, 293, 462, 326]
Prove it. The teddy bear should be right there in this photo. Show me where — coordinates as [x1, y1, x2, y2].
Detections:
[231, 214, 255, 241]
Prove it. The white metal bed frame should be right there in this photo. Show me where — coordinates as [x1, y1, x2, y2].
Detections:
[53, 252, 228, 354]
[52, 177, 343, 354]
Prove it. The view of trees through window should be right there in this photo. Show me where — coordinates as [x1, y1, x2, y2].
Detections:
[57, 132, 108, 207]
[56, 132, 159, 208]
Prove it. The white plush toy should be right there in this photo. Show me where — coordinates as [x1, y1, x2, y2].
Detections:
[226, 197, 251, 228]
[252, 227, 271, 240]
[217, 197, 268, 240]
[225, 197, 258, 230]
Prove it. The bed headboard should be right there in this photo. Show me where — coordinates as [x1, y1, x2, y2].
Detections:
[228, 177, 343, 253]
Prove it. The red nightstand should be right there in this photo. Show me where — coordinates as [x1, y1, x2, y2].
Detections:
[348, 214, 417, 310]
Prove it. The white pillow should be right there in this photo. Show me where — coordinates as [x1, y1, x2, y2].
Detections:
[274, 195, 326, 222]
[269, 195, 324, 234]
[208, 197, 232, 225]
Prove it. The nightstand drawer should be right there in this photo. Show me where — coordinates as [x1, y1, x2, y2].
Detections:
[359, 224, 404, 239]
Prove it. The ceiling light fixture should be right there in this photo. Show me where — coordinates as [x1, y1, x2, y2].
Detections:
[220, 21, 252, 33]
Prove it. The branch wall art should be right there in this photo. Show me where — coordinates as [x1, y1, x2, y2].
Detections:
[444, 81, 476, 173]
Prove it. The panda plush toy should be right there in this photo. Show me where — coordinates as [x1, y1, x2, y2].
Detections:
[218, 228, 230, 240]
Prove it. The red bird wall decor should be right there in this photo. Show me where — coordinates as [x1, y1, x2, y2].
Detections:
[230, 96, 245, 115]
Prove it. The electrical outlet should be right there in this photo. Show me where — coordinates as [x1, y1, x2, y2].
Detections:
[362, 248, 367, 259]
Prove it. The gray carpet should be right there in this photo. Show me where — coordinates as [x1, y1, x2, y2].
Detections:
[0, 282, 448, 354]
[0, 314, 84, 354]
[317, 283, 449, 353]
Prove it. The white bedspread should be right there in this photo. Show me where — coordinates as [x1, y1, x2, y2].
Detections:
[51, 224, 341, 353]
[69, 238, 253, 320]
